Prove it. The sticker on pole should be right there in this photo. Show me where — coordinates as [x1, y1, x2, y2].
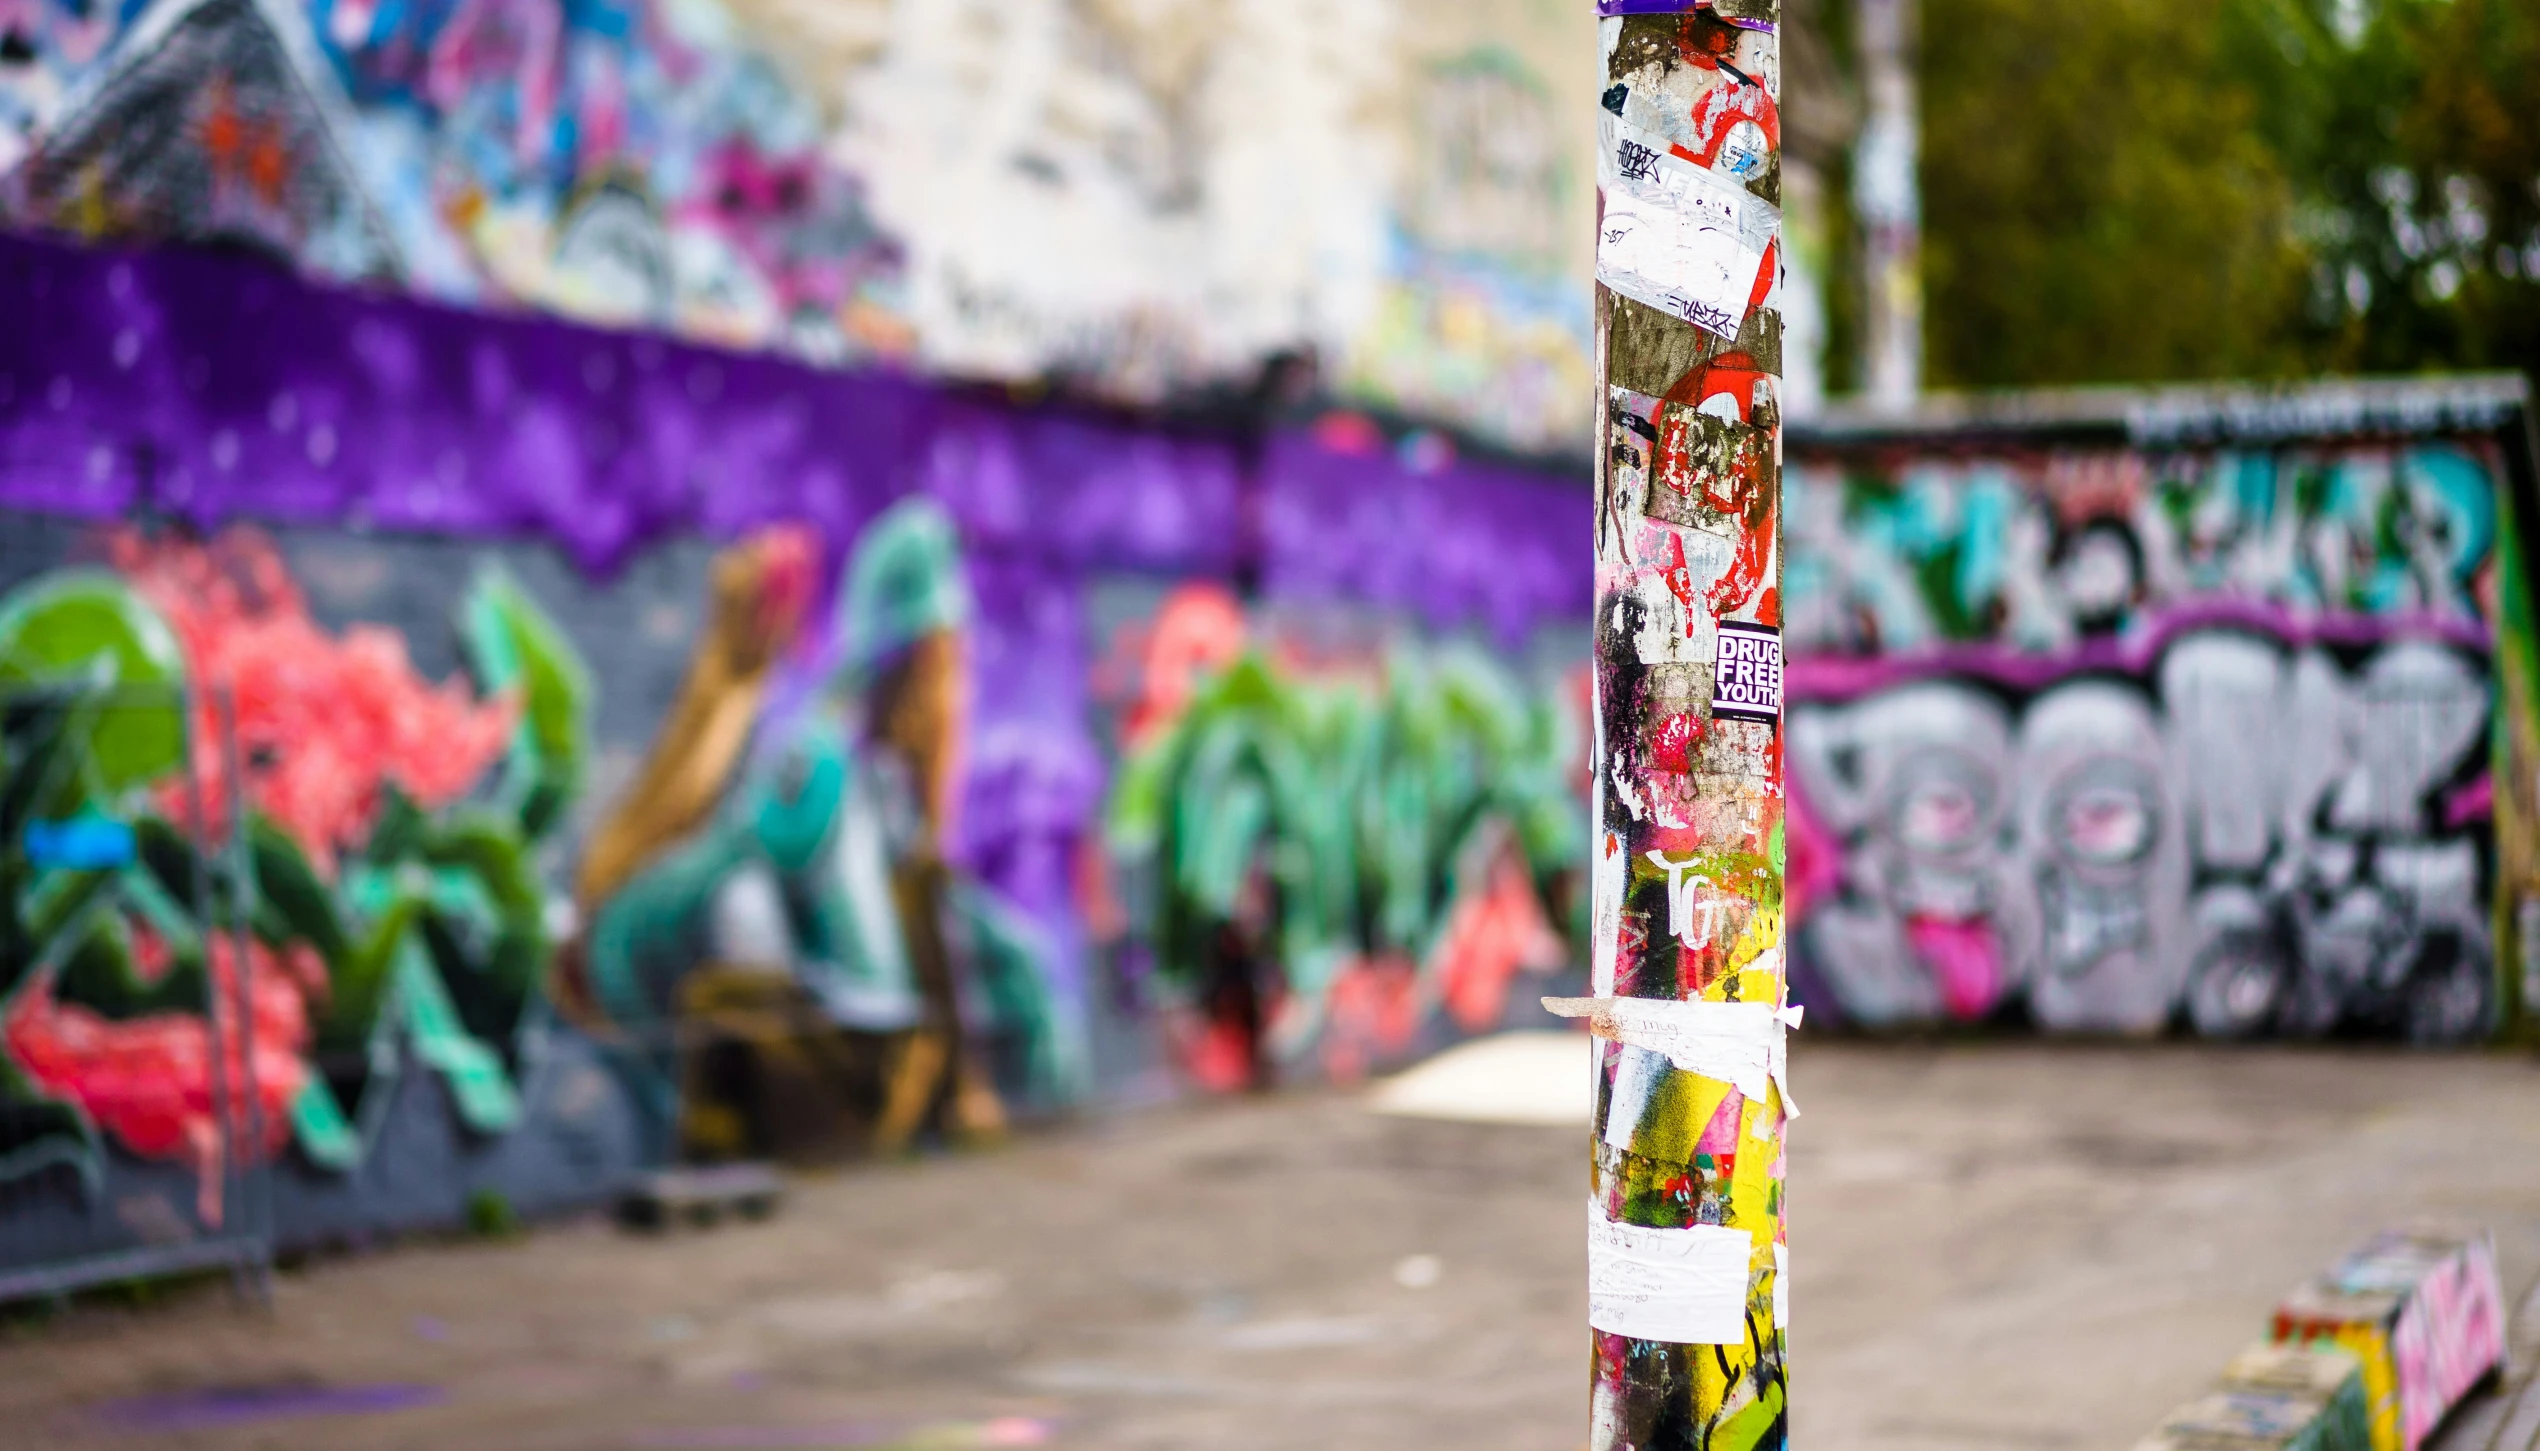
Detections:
[1596, 116, 1778, 340]
[1587, 1203, 1754, 1345]
[1710, 621, 1781, 725]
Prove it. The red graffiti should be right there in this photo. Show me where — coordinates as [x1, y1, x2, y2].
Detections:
[4, 931, 314, 1226]
[1435, 844, 1567, 1033]
[1668, 17, 1781, 173]
[1114, 583, 1249, 750]
[1655, 354, 1778, 627]
[1320, 954, 1423, 1084]
[1668, 351, 1770, 417]
[1651, 712, 1706, 774]
[1705, 490, 1776, 619]
[113, 529, 518, 874]
[1659, 531, 1704, 638]
[198, 81, 292, 208]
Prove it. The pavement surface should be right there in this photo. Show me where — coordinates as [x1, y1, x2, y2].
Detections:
[4, 1038, 2540, 1451]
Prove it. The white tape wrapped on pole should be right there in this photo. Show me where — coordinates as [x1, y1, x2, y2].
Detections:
[1542, 992, 1803, 1117]
[1587, 1202, 1754, 1345]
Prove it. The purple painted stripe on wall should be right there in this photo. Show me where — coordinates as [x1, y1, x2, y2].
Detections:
[1787, 597, 2494, 702]
[0, 231, 1589, 641]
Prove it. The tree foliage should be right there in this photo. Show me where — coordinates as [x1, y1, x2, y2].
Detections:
[1912, 0, 2540, 390]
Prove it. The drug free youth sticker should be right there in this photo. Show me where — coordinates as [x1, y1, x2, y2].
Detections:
[1710, 621, 1781, 726]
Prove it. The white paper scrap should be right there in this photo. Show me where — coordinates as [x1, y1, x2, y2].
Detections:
[1588, 1203, 1754, 1345]
[1596, 116, 1779, 340]
[1773, 1242, 1789, 1330]
[1604, 1044, 1666, 1152]
[1546, 995, 1802, 1118]
[1591, 834, 1628, 996]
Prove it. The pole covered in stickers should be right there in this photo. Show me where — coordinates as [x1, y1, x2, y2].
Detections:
[1563, 1, 1791, 1445]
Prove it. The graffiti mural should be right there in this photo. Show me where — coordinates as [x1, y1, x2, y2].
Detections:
[0, 0, 1604, 451]
[2273, 1229, 2508, 1451]
[0, 502, 1099, 1210]
[1089, 582, 1589, 1090]
[0, 523, 576, 1224]
[1, 0, 908, 358]
[573, 503, 1081, 1162]
[0, 226, 1600, 1273]
[1338, 26, 1597, 456]
[1783, 384, 2540, 1043]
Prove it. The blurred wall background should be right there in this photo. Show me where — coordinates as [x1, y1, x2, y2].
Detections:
[0, 0, 1620, 453]
[1, 0, 2537, 1277]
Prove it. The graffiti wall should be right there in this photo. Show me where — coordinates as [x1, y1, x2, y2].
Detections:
[0, 516, 626, 1235]
[0, 0, 1606, 452]
[0, 0, 907, 355]
[1782, 381, 2540, 1044]
[1086, 580, 1590, 1093]
[0, 226, 1595, 1270]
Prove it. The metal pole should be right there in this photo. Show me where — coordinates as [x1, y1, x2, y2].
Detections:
[1854, 0, 1921, 410]
[1572, 2, 1790, 1445]
[177, 689, 243, 1282]
[217, 686, 273, 1305]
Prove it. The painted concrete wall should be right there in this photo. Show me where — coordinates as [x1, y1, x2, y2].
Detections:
[0, 0, 1605, 452]
[1782, 384, 2540, 1045]
[0, 229, 1593, 1274]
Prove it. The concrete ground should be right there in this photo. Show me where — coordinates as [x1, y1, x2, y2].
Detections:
[4, 1039, 2540, 1451]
